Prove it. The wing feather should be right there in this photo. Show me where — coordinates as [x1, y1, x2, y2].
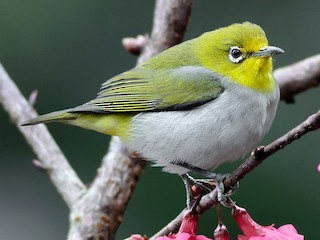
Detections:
[71, 66, 223, 113]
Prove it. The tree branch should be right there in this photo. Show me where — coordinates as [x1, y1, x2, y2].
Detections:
[2, 0, 319, 238]
[150, 109, 320, 239]
[67, 1, 193, 238]
[67, 138, 146, 239]
[0, 63, 86, 208]
[0, 0, 193, 238]
[196, 109, 320, 214]
[67, 0, 193, 239]
[138, 0, 193, 64]
[149, 56, 320, 237]
[223, 110, 320, 189]
[150, 209, 188, 240]
[275, 54, 320, 103]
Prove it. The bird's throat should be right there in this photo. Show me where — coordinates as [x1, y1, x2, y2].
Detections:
[229, 57, 275, 93]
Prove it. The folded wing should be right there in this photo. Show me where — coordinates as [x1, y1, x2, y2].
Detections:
[71, 66, 224, 113]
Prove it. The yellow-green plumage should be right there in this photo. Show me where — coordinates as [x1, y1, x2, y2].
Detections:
[80, 67, 222, 112]
[195, 22, 274, 93]
[22, 27, 225, 136]
[22, 22, 283, 166]
[23, 109, 134, 139]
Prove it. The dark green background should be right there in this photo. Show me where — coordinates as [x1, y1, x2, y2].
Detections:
[1, 1, 319, 239]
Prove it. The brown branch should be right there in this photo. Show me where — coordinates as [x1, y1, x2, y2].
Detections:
[67, 138, 146, 239]
[122, 35, 148, 56]
[198, 109, 320, 212]
[150, 54, 320, 237]
[0, 63, 86, 208]
[150, 209, 188, 240]
[223, 110, 320, 189]
[151, 109, 320, 239]
[2, 0, 319, 238]
[150, 54, 320, 238]
[275, 54, 320, 103]
[0, 0, 193, 239]
[137, 0, 193, 64]
[67, 0, 193, 239]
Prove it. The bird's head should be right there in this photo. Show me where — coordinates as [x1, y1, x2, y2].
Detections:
[195, 22, 284, 93]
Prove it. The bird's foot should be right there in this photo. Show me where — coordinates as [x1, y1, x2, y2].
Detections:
[191, 174, 239, 207]
[215, 174, 239, 208]
[177, 162, 239, 208]
[181, 174, 213, 209]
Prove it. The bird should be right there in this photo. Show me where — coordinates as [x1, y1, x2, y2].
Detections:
[22, 22, 283, 205]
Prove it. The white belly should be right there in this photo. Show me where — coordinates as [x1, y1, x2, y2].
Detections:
[125, 84, 279, 175]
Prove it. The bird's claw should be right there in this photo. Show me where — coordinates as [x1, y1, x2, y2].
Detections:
[181, 174, 215, 209]
[182, 172, 239, 209]
[216, 174, 239, 207]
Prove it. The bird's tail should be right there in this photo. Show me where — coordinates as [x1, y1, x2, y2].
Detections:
[21, 109, 78, 126]
[21, 109, 131, 139]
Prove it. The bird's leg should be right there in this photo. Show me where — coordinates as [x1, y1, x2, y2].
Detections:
[181, 174, 194, 209]
[176, 162, 226, 180]
[177, 162, 239, 207]
[181, 173, 212, 209]
[211, 176, 239, 207]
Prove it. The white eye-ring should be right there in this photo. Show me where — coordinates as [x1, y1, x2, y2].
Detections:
[229, 46, 243, 64]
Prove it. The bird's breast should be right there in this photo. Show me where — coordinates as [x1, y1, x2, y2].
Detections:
[125, 83, 279, 175]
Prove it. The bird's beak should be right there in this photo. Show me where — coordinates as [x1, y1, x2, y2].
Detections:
[252, 46, 284, 57]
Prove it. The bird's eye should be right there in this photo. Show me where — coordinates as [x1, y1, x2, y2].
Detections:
[229, 46, 243, 64]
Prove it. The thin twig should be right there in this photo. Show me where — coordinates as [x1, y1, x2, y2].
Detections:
[150, 209, 188, 240]
[122, 35, 148, 56]
[275, 54, 320, 103]
[198, 109, 320, 211]
[151, 110, 320, 238]
[0, 63, 86, 208]
[149, 53, 320, 238]
[223, 110, 320, 188]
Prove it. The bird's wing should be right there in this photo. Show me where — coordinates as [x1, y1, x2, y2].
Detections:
[71, 66, 224, 113]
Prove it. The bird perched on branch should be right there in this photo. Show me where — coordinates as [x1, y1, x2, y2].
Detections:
[22, 22, 283, 206]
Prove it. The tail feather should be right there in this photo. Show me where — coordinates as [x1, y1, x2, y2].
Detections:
[21, 109, 132, 138]
[21, 109, 77, 126]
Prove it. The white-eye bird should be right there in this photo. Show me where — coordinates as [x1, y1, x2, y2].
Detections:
[23, 22, 283, 186]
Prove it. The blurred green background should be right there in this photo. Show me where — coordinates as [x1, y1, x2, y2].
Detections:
[0, 0, 319, 239]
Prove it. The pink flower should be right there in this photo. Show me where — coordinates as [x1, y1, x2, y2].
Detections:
[214, 224, 230, 240]
[156, 211, 212, 240]
[125, 234, 148, 240]
[232, 205, 304, 240]
[317, 163, 320, 172]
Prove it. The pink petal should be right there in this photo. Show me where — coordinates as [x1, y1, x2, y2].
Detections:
[214, 224, 230, 240]
[178, 212, 199, 235]
[155, 233, 176, 240]
[237, 236, 249, 240]
[155, 235, 175, 240]
[317, 163, 320, 172]
[264, 224, 304, 240]
[174, 232, 194, 240]
[233, 205, 304, 240]
[237, 224, 304, 240]
[232, 206, 265, 236]
[277, 224, 299, 234]
[127, 234, 147, 240]
[155, 211, 212, 240]
[196, 235, 212, 240]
